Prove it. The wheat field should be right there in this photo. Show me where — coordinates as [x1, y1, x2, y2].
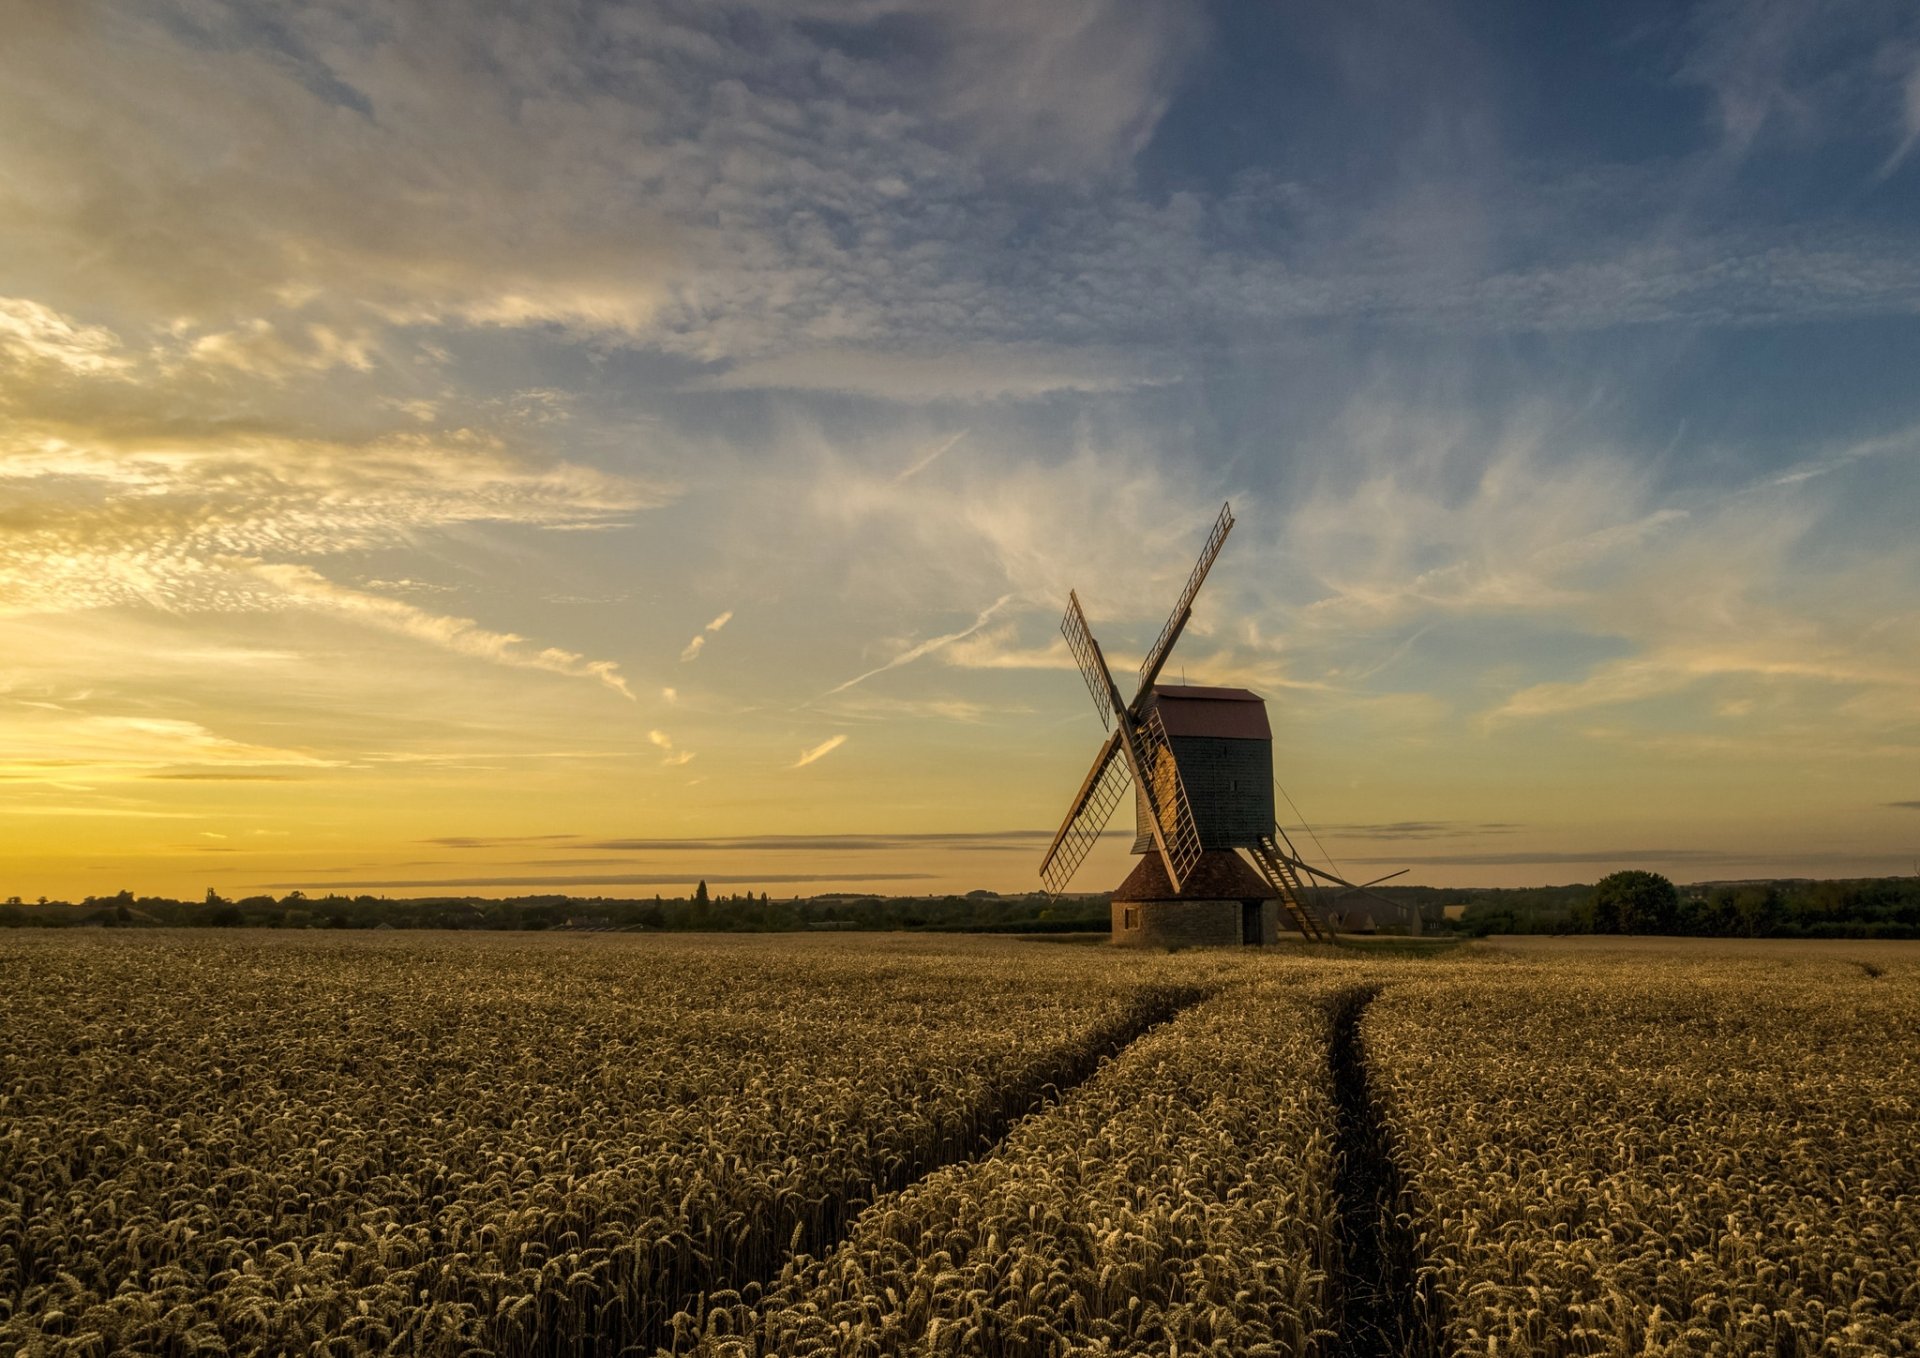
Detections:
[2, 932, 1914, 1356]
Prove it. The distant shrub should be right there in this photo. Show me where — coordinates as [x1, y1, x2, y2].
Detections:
[1588, 870, 1680, 934]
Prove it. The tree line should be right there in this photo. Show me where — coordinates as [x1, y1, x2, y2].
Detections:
[1452, 871, 1920, 938]
[6, 873, 1917, 938]
[0, 885, 1108, 934]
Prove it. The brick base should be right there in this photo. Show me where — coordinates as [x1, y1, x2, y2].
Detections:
[1111, 897, 1279, 948]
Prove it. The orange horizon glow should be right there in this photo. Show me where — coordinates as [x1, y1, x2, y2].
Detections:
[5, 6, 1919, 901]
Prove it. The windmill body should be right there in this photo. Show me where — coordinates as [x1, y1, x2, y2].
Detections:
[1111, 684, 1282, 946]
[1040, 502, 1413, 945]
[1126, 686, 1274, 854]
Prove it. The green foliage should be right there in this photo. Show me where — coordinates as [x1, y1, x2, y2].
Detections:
[0, 889, 1108, 934]
[5, 876, 1918, 937]
[1586, 870, 1681, 934]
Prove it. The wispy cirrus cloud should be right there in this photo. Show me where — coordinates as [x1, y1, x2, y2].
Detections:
[424, 829, 1099, 852]
[1304, 821, 1525, 841]
[825, 595, 1016, 695]
[646, 728, 696, 766]
[0, 699, 336, 784]
[679, 610, 733, 662]
[0, 296, 130, 375]
[0, 332, 657, 700]
[790, 734, 848, 768]
[241, 565, 636, 700]
[262, 871, 936, 890]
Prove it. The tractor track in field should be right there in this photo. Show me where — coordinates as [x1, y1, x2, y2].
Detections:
[571, 983, 1209, 1357]
[1327, 985, 1441, 1358]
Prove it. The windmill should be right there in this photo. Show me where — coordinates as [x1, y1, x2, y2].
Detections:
[1039, 501, 1413, 945]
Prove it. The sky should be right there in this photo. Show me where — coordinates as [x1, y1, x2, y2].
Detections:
[4, 0, 1920, 901]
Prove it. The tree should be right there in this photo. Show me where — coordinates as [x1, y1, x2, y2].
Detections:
[695, 880, 709, 906]
[1590, 870, 1679, 934]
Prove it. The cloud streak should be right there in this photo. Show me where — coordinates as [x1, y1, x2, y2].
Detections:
[679, 610, 733, 663]
[264, 872, 936, 890]
[826, 595, 1017, 695]
[253, 565, 635, 699]
[424, 830, 1106, 852]
[790, 734, 849, 769]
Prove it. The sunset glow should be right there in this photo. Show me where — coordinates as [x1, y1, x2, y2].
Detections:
[4, 2, 1919, 899]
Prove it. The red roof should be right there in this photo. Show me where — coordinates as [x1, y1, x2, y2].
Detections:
[1147, 685, 1271, 740]
[1112, 848, 1277, 901]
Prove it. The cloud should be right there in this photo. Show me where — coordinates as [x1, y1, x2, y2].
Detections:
[0, 412, 656, 709]
[252, 564, 635, 699]
[823, 693, 1017, 724]
[826, 595, 1016, 694]
[0, 804, 202, 820]
[1889, 801, 1920, 811]
[895, 0, 1209, 181]
[260, 872, 937, 890]
[424, 835, 580, 849]
[0, 297, 129, 375]
[1264, 389, 1920, 746]
[647, 728, 695, 765]
[588, 830, 1085, 851]
[424, 830, 1103, 852]
[1885, 55, 1920, 174]
[185, 319, 378, 379]
[145, 772, 304, 781]
[0, 422, 661, 618]
[679, 610, 733, 662]
[1339, 847, 1920, 872]
[0, 10, 680, 337]
[703, 348, 1165, 401]
[894, 430, 969, 484]
[0, 700, 335, 782]
[942, 624, 1078, 671]
[1492, 649, 1906, 721]
[790, 734, 849, 768]
[1303, 821, 1526, 841]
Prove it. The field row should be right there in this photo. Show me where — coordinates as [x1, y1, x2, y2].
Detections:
[0, 934, 1206, 1356]
[1369, 951, 1920, 1357]
[6, 934, 1920, 1358]
[683, 977, 1350, 1357]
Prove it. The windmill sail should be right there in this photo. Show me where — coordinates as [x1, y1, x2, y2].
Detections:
[1134, 501, 1234, 699]
[1060, 590, 1116, 730]
[1039, 499, 1393, 941]
[1137, 706, 1205, 885]
[1055, 591, 1200, 892]
[1039, 730, 1128, 895]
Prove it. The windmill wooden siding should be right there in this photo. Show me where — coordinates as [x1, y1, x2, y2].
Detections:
[1129, 687, 1275, 853]
[1130, 737, 1275, 851]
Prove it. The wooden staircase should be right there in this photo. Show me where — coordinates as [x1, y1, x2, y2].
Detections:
[1247, 833, 1336, 942]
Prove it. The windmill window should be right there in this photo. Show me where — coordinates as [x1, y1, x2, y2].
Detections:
[1122, 906, 1139, 930]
